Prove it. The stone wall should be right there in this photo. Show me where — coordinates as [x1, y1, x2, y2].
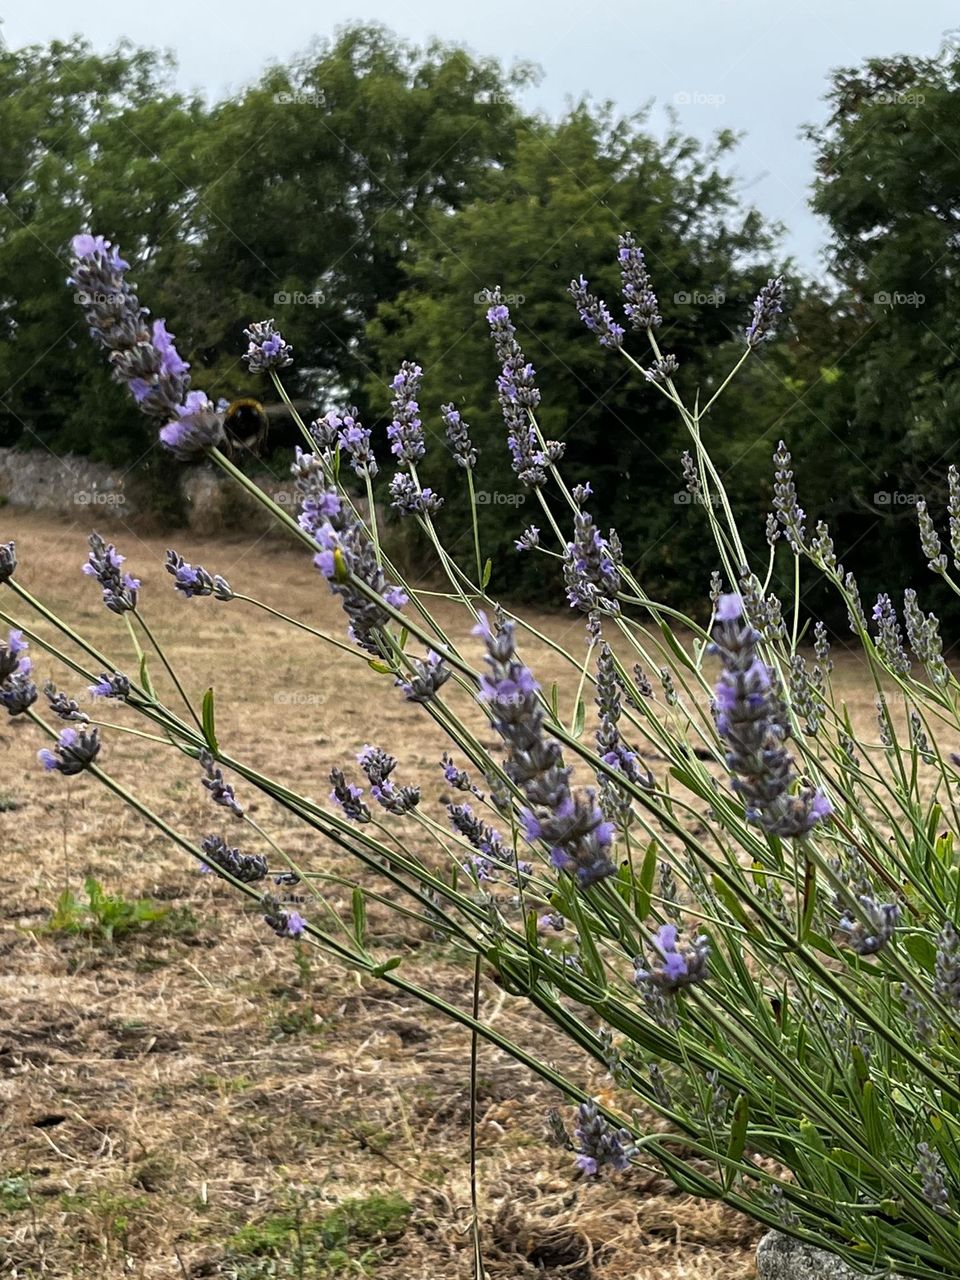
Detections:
[0, 447, 299, 537]
[0, 448, 137, 518]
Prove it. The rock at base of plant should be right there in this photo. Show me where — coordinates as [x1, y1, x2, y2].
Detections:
[757, 1232, 906, 1280]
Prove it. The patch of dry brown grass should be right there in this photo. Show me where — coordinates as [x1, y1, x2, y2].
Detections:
[0, 510, 887, 1278]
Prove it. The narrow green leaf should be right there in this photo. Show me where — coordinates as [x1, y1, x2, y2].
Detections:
[481, 557, 492, 588]
[139, 653, 154, 699]
[635, 841, 659, 921]
[724, 1095, 749, 1190]
[367, 659, 393, 673]
[398, 626, 409, 652]
[201, 687, 218, 752]
[572, 697, 585, 739]
[799, 855, 817, 941]
[372, 956, 402, 977]
[351, 887, 367, 949]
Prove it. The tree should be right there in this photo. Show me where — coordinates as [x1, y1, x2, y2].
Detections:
[365, 105, 791, 606]
[0, 38, 206, 476]
[186, 24, 536, 416]
[795, 40, 960, 623]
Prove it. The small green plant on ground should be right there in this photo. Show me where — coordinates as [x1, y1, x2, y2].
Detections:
[227, 1192, 412, 1277]
[43, 876, 194, 945]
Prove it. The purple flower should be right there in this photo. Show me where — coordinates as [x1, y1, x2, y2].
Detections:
[37, 726, 101, 776]
[568, 274, 625, 348]
[617, 233, 661, 329]
[745, 276, 784, 347]
[441, 404, 477, 468]
[563, 513, 622, 614]
[475, 613, 615, 888]
[389, 474, 444, 516]
[262, 895, 306, 939]
[200, 834, 269, 884]
[89, 671, 130, 700]
[293, 449, 407, 654]
[243, 319, 293, 372]
[386, 361, 425, 466]
[516, 525, 540, 551]
[69, 234, 222, 455]
[165, 550, 232, 600]
[158, 392, 225, 460]
[398, 651, 450, 703]
[330, 767, 371, 823]
[573, 1102, 635, 1176]
[199, 749, 243, 817]
[711, 595, 831, 836]
[82, 532, 139, 614]
[485, 287, 563, 487]
[634, 923, 710, 991]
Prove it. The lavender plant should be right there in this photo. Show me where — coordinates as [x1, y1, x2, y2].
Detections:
[5, 230, 960, 1277]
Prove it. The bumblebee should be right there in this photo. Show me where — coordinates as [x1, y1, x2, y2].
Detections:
[222, 397, 270, 456]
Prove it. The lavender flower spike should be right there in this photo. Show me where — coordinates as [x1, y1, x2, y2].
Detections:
[200, 834, 268, 884]
[38, 727, 101, 775]
[294, 449, 407, 654]
[617, 233, 661, 329]
[165, 550, 233, 600]
[573, 1102, 636, 1176]
[710, 593, 831, 837]
[82, 532, 140, 614]
[326, 406, 378, 479]
[243, 319, 293, 372]
[563, 513, 622, 615]
[485, 286, 563, 487]
[475, 611, 615, 887]
[262, 894, 306, 939]
[386, 361, 425, 466]
[568, 275, 624, 348]
[398, 651, 451, 703]
[69, 234, 225, 458]
[0, 628, 37, 716]
[199, 749, 243, 817]
[0, 541, 17, 584]
[745, 276, 784, 347]
[634, 924, 709, 991]
[440, 404, 477, 469]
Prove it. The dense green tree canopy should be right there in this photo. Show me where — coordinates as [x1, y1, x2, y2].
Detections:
[366, 106, 791, 603]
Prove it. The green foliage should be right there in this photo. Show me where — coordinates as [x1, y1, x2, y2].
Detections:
[0, 1175, 31, 1212]
[227, 1191, 411, 1276]
[0, 26, 533, 485]
[789, 36, 960, 623]
[44, 875, 193, 945]
[367, 105, 786, 606]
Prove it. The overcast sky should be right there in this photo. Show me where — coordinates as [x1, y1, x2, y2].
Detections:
[3, 1, 956, 273]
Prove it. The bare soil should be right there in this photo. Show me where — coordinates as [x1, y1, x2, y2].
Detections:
[0, 510, 883, 1279]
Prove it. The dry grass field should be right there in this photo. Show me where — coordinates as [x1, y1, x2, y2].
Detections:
[0, 511, 884, 1280]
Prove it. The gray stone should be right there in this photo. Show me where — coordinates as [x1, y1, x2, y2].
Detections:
[757, 1232, 906, 1280]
